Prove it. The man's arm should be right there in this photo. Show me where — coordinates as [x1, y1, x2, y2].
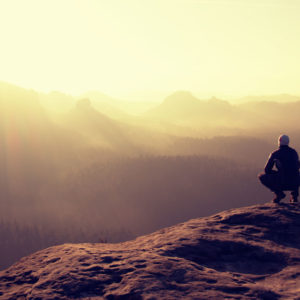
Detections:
[295, 151, 300, 169]
[264, 153, 275, 173]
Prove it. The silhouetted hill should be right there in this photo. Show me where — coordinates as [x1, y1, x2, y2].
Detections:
[82, 91, 159, 116]
[0, 203, 299, 299]
[80, 91, 129, 118]
[62, 99, 182, 156]
[0, 82, 67, 192]
[145, 91, 257, 131]
[61, 98, 137, 153]
[144, 90, 300, 138]
[235, 94, 300, 104]
[146, 91, 234, 120]
[38, 91, 77, 113]
[163, 90, 200, 107]
[0, 81, 45, 120]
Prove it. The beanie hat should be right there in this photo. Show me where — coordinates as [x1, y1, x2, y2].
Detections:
[278, 134, 289, 146]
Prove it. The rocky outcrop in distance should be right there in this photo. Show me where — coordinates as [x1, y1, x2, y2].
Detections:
[0, 203, 299, 299]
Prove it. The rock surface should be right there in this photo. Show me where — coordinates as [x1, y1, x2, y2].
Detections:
[0, 203, 299, 299]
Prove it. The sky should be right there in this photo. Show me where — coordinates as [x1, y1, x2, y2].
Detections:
[0, 0, 300, 100]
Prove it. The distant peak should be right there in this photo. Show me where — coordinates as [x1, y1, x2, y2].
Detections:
[163, 91, 199, 105]
[209, 96, 219, 101]
[209, 96, 230, 105]
[76, 98, 92, 110]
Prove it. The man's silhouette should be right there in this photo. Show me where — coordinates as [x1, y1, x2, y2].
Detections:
[259, 134, 299, 203]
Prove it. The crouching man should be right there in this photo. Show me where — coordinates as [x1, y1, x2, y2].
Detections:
[259, 134, 300, 203]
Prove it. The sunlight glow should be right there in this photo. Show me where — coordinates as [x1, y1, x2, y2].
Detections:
[0, 0, 300, 97]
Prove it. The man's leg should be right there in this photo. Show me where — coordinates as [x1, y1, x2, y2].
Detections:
[291, 187, 299, 203]
[258, 172, 285, 203]
[272, 191, 286, 203]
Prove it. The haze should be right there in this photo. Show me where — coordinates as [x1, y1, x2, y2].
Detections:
[1, 0, 300, 98]
[1, 81, 300, 270]
[1, 0, 300, 273]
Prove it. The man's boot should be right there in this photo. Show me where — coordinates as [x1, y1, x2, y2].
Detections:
[273, 191, 285, 203]
[290, 190, 298, 203]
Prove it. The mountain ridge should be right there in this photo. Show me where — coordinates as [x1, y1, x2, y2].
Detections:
[0, 202, 299, 299]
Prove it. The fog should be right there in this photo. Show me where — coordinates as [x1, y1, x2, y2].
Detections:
[1, 81, 300, 269]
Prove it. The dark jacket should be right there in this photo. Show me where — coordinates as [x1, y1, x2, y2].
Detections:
[265, 145, 300, 188]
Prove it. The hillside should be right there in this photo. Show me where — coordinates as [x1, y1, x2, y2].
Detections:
[144, 91, 265, 133]
[145, 91, 235, 121]
[0, 203, 299, 299]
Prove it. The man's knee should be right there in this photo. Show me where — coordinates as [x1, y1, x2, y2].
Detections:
[258, 173, 267, 184]
[258, 172, 282, 192]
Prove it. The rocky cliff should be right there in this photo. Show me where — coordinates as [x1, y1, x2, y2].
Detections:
[0, 203, 299, 299]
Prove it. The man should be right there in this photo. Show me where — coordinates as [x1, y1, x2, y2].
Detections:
[259, 134, 299, 203]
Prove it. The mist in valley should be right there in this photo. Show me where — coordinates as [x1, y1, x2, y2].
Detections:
[1, 81, 300, 270]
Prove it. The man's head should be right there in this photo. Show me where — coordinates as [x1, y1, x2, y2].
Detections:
[278, 134, 289, 146]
